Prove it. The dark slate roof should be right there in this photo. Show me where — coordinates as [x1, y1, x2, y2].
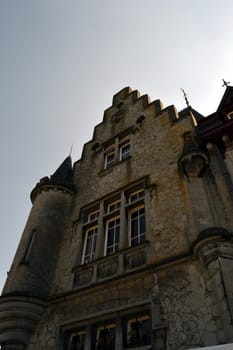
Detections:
[51, 155, 72, 182]
[178, 107, 204, 122]
[217, 85, 233, 112]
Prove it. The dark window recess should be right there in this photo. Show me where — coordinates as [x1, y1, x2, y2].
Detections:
[126, 316, 151, 347]
[67, 331, 86, 350]
[95, 324, 116, 350]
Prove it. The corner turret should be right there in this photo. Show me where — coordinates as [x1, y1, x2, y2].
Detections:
[31, 155, 73, 202]
[0, 156, 74, 349]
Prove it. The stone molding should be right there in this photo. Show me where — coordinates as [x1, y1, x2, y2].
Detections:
[0, 296, 45, 348]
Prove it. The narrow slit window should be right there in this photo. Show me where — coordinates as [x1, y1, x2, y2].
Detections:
[22, 229, 36, 264]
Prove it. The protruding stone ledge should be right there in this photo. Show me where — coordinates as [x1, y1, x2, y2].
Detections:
[193, 227, 233, 266]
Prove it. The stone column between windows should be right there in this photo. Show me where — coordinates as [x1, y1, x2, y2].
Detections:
[95, 201, 105, 259]
[85, 325, 92, 350]
[74, 222, 84, 266]
[119, 191, 127, 250]
[115, 317, 123, 350]
[114, 137, 120, 164]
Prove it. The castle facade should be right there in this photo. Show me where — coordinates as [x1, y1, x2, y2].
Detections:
[1, 87, 233, 350]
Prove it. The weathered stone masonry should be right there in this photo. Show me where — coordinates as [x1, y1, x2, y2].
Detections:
[1, 86, 233, 350]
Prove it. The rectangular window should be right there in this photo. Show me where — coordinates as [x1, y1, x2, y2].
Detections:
[107, 200, 121, 213]
[95, 323, 116, 350]
[67, 330, 86, 350]
[104, 150, 115, 169]
[120, 141, 130, 161]
[82, 227, 97, 264]
[129, 206, 146, 247]
[105, 217, 120, 255]
[126, 315, 151, 347]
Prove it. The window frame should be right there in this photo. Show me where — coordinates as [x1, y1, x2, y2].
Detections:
[107, 199, 121, 213]
[128, 205, 146, 247]
[128, 189, 145, 203]
[95, 322, 116, 350]
[82, 225, 98, 264]
[105, 215, 120, 256]
[104, 148, 115, 169]
[125, 314, 151, 348]
[67, 329, 86, 350]
[119, 139, 130, 161]
[88, 209, 100, 223]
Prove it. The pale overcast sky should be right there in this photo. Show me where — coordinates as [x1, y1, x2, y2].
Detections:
[0, 0, 233, 291]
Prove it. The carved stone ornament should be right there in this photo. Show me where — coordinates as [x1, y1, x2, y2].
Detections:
[178, 132, 210, 178]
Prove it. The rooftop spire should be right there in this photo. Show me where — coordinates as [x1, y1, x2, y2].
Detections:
[181, 88, 191, 108]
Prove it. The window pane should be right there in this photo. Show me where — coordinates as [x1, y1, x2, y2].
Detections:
[127, 316, 151, 347]
[108, 200, 121, 213]
[96, 324, 116, 350]
[131, 218, 138, 238]
[106, 218, 120, 255]
[139, 213, 146, 234]
[68, 331, 86, 350]
[120, 142, 130, 160]
[129, 189, 144, 203]
[85, 237, 92, 255]
[107, 228, 114, 246]
[105, 152, 115, 169]
[130, 207, 146, 246]
[83, 227, 97, 263]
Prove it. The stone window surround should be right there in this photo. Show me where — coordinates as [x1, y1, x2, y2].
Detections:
[79, 180, 148, 265]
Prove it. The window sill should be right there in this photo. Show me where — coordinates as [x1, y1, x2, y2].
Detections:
[72, 242, 148, 289]
[99, 156, 131, 177]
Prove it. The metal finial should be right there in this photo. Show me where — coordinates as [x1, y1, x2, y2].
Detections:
[181, 88, 190, 108]
[222, 79, 230, 87]
[69, 144, 73, 156]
